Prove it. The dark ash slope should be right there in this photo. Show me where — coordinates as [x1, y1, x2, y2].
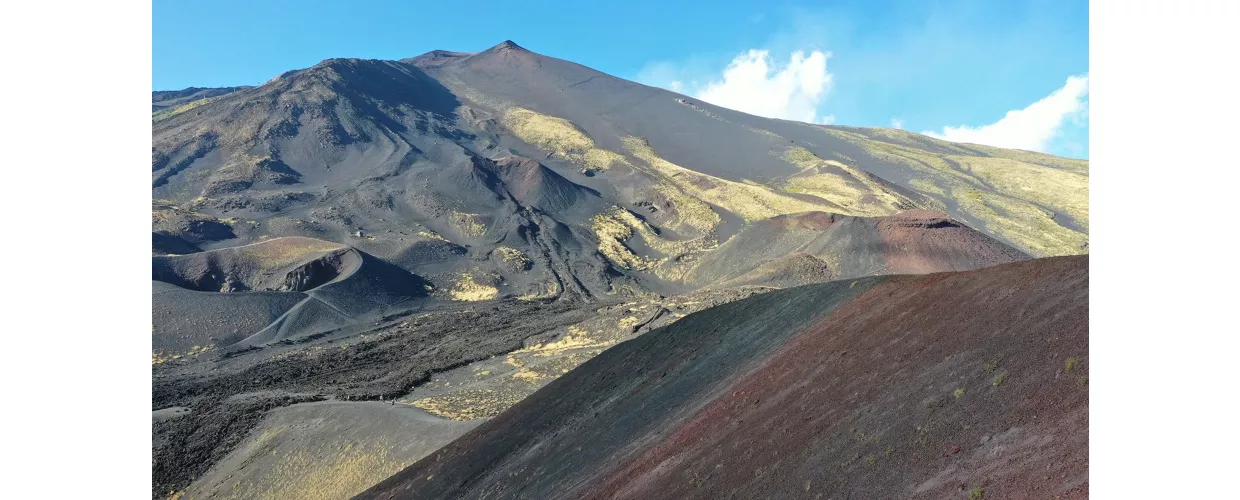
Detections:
[361, 256, 1088, 500]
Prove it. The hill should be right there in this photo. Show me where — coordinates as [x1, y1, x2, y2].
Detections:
[152, 40, 1082, 309]
[361, 256, 1088, 500]
[150, 39, 1087, 499]
[153, 237, 430, 355]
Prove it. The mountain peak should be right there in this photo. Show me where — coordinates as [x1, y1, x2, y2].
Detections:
[492, 40, 526, 51]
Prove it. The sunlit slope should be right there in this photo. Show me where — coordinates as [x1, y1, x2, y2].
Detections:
[410, 41, 1087, 257]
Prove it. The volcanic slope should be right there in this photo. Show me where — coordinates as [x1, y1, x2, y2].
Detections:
[681, 209, 1027, 289]
[151, 40, 1085, 499]
[152, 236, 430, 354]
[152, 40, 1084, 311]
[361, 256, 1089, 500]
[153, 86, 249, 116]
[406, 40, 1087, 257]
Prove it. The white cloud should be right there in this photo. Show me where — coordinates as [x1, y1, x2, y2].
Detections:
[820, 114, 836, 125]
[923, 75, 1089, 152]
[891, 118, 904, 129]
[669, 80, 683, 92]
[693, 49, 835, 124]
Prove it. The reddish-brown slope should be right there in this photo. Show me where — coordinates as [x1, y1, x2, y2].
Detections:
[359, 256, 1087, 500]
[591, 256, 1088, 499]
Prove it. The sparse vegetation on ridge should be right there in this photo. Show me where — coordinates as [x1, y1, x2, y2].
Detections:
[823, 127, 1088, 256]
[501, 107, 631, 173]
[622, 136, 837, 222]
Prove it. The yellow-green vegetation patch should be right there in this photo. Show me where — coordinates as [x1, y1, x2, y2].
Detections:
[448, 212, 487, 237]
[952, 156, 1089, 232]
[501, 107, 632, 173]
[823, 128, 1088, 256]
[447, 273, 499, 301]
[951, 184, 1087, 256]
[590, 205, 718, 277]
[962, 142, 1089, 173]
[777, 148, 913, 217]
[151, 345, 215, 365]
[590, 208, 654, 270]
[775, 145, 913, 216]
[237, 237, 346, 270]
[214, 426, 415, 500]
[580, 148, 631, 173]
[511, 326, 618, 358]
[153, 97, 215, 122]
[610, 205, 716, 256]
[622, 136, 835, 222]
[502, 107, 594, 153]
[493, 246, 531, 269]
[907, 177, 947, 197]
[781, 146, 824, 170]
[616, 316, 642, 329]
[651, 182, 723, 236]
[1065, 356, 1081, 373]
[152, 200, 231, 233]
[744, 124, 785, 139]
[858, 127, 981, 156]
[416, 230, 450, 242]
[409, 389, 530, 421]
[496, 324, 622, 386]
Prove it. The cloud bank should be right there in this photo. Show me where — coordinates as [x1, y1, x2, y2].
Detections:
[641, 49, 836, 125]
[923, 75, 1089, 152]
[695, 50, 835, 124]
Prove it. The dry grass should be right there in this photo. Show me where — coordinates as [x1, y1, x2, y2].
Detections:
[622, 136, 836, 222]
[213, 427, 414, 500]
[590, 208, 654, 270]
[823, 128, 1088, 256]
[409, 389, 529, 420]
[493, 246, 531, 269]
[590, 205, 719, 279]
[153, 97, 215, 122]
[446, 273, 499, 301]
[501, 107, 632, 173]
[511, 326, 617, 358]
[448, 212, 487, 238]
[651, 182, 723, 236]
[502, 108, 594, 154]
[953, 155, 1089, 232]
[416, 230, 450, 242]
[152, 345, 216, 365]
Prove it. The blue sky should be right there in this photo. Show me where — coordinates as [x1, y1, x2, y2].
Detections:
[154, 0, 1088, 158]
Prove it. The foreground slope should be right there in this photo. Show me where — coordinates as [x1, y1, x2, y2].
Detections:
[361, 256, 1088, 500]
